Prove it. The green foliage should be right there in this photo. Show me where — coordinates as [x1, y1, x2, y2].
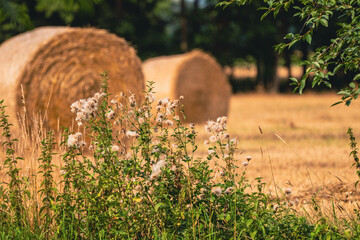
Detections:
[0, 75, 358, 238]
[219, 0, 360, 103]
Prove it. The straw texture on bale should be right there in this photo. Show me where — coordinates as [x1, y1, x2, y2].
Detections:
[142, 50, 231, 123]
[0, 26, 144, 130]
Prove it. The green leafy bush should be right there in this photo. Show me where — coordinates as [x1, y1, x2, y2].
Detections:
[0, 73, 354, 239]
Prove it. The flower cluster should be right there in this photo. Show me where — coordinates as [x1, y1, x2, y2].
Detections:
[67, 132, 85, 148]
[71, 92, 105, 126]
[150, 159, 167, 180]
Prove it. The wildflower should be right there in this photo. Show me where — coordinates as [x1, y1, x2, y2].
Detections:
[273, 204, 279, 211]
[125, 153, 132, 160]
[219, 132, 229, 140]
[172, 144, 178, 148]
[129, 94, 136, 107]
[179, 96, 184, 100]
[79, 141, 86, 148]
[60, 170, 66, 175]
[220, 171, 226, 176]
[199, 194, 206, 200]
[224, 187, 233, 194]
[223, 154, 230, 159]
[138, 117, 145, 124]
[230, 138, 237, 145]
[161, 97, 170, 106]
[212, 187, 222, 197]
[145, 93, 155, 103]
[242, 161, 249, 167]
[111, 145, 120, 152]
[246, 156, 252, 161]
[174, 115, 180, 121]
[67, 132, 82, 148]
[208, 149, 215, 155]
[105, 109, 115, 119]
[164, 120, 174, 127]
[285, 187, 292, 195]
[126, 130, 139, 138]
[150, 160, 167, 180]
[220, 116, 227, 124]
[204, 140, 209, 145]
[189, 123, 195, 129]
[209, 135, 217, 143]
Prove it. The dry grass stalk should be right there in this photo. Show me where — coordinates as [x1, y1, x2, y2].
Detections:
[0, 26, 144, 131]
[142, 49, 232, 123]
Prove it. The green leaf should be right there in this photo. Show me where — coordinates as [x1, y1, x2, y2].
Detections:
[354, 74, 360, 81]
[319, 18, 328, 27]
[305, 34, 312, 44]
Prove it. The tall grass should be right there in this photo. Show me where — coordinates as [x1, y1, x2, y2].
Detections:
[0, 73, 359, 239]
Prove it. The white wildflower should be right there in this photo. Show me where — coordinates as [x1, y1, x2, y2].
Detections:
[204, 140, 209, 145]
[126, 130, 139, 138]
[285, 187, 292, 195]
[111, 145, 120, 152]
[164, 120, 173, 127]
[208, 149, 215, 155]
[242, 161, 249, 167]
[246, 156, 252, 161]
[150, 160, 167, 180]
[67, 132, 82, 148]
[224, 187, 233, 194]
[209, 135, 217, 143]
[174, 115, 180, 121]
[179, 96, 184, 100]
[212, 187, 222, 197]
[105, 109, 115, 119]
[189, 123, 195, 129]
[138, 117, 145, 124]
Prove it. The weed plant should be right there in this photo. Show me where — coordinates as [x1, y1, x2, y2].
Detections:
[0, 73, 357, 239]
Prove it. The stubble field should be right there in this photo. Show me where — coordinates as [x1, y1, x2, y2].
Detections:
[198, 92, 360, 220]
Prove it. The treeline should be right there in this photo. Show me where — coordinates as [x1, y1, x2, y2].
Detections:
[0, 0, 347, 92]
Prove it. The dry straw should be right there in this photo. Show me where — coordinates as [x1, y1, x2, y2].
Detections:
[0, 26, 144, 131]
[142, 49, 232, 123]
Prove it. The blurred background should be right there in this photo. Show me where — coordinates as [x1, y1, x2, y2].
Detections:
[1, 0, 353, 94]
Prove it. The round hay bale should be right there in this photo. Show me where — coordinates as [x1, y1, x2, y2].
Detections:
[142, 50, 232, 123]
[0, 26, 144, 130]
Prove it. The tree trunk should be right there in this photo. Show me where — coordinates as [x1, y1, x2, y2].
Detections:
[180, 0, 188, 52]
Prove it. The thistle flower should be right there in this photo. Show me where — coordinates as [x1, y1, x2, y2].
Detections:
[164, 120, 174, 127]
[145, 93, 155, 103]
[67, 132, 82, 148]
[161, 97, 170, 106]
[212, 187, 222, 197]
[111, 145, 120, 152]
[126, 130, 139, 138]
[224, 187, 233, 194]
[138, 117, 145, 124]
[105, 109, 115, 119]
[209, 135, 217, 143]
[150, 160, 167, 180]
[242, 161, 249, 167]
[285, 187, 292, 195]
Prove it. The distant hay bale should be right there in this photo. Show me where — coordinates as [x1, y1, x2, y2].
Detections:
[142, 50, 232, 123]
[0, 26, 144, 130]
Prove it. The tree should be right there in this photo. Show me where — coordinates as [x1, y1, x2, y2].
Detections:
[219, 0, 360, 105]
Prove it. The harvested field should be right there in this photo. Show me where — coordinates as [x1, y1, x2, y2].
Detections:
[196, 93, 360, 220]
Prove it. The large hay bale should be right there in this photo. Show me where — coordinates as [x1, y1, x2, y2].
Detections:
[0, 26, 144, 130]
[142, 50, 231, 123]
